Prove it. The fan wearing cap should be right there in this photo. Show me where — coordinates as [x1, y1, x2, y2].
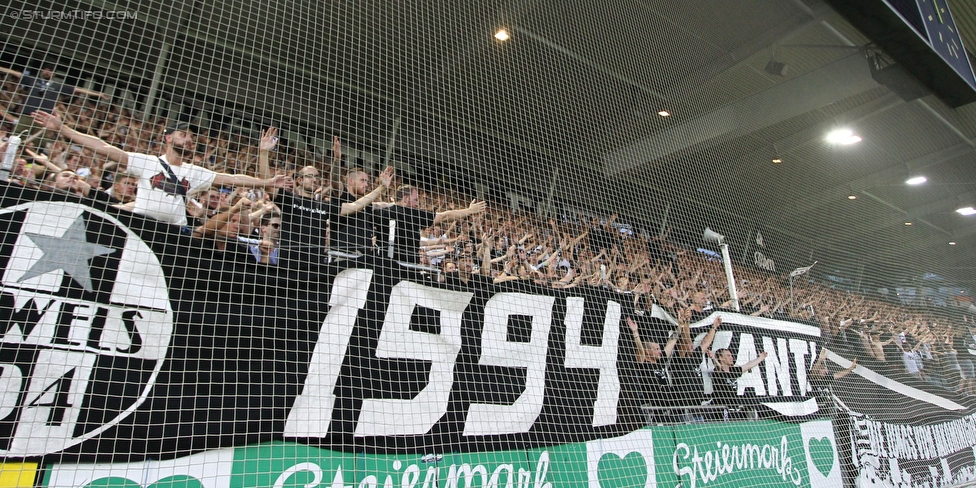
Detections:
[30, 111, 293, 227]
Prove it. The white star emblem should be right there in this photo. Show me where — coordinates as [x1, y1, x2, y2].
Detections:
[17, 216, 116, 292]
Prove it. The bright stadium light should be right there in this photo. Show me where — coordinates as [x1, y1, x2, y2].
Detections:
[957, 207, 976, 216]
[494, 29, 510, 41]
[905, 176, 927, 185]
[826, 128, 861, 145]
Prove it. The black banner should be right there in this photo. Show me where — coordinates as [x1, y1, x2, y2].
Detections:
[0, 185, 832, 465]
[848, 412, 976, 486]
[823, 338, 976, 484]
[0, 185, 650, 462]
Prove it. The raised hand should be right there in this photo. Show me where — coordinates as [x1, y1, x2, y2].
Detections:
[332, 135, 342, 162]
[31, 111, 63, 132]
[378, 166, 395, 187]
[271, 174, 294, 190]
[259, 127, 279, 152]
[626, 316, 639, 333]
[468, 199, 487, 215]
[24, 148, 49, 165]
[237, 197, 254, 208]
[72, 175, 92, 196]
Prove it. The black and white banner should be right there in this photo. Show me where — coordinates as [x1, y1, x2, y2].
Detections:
[684, 310, 826, 417]
[825, 341, 976, 485]
[0, 185, 828, 464]
[849, 412, 976, 486]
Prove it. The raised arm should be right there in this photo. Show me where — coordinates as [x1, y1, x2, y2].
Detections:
[211, 172, 293, 192]
[479, 235, 493, 271]
[834, 358, 857, 380]
[328, 135, 343, 193]
[838, 318, 855, 332]
[257, 127, 277, 179]
[72, 86, 109, 100]
[699, 315, 722, 353]
[740, 351, 768, 373]
[0, 105, 16, 124]
[0, 67, 23, 79]
[339, 166, 394, 216]
[24, 148, 63, 175]
[662, 322, 681, 358]
[434, 199, 487, 225]
[677, 309, 694, 355]
[194, 197, 249, 238]
[256, 127, 279, 197]
[811, 347, 829, 375]
[626, 317, 647, 364]
[32, 111, 128, 164]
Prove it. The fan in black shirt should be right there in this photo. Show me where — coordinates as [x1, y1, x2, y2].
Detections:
[808, 348, 857, 418]
[331, 167, 400, 254]
[706, 346, 768, 418]
[627, 316, 677, 410]
[256, 128, 393, 266]
[628, 313, 722, 422]
[377, 185, 486, 265]
[670, 310, 721, 410]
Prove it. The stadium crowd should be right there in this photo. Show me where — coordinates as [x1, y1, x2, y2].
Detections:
[2, 64, 975, 419]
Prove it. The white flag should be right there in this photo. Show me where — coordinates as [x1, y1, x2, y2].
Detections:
[789, 261, 817, 278]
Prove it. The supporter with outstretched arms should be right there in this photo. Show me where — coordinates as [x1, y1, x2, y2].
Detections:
[668, 309, 721, 412]
[257, 127, 393, 267]
[626, 316, 679, 423]
[377, 184, 486, 265]
[706, 345, 768, 419]
[31, 111, 293, 228]
[808, 348, 857, 418]
[330, 165, 393, 255]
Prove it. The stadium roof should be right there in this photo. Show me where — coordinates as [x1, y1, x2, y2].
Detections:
[4, 0, 976, 290]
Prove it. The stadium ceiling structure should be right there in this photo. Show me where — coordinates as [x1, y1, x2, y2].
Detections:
[5, 0, 976, 291]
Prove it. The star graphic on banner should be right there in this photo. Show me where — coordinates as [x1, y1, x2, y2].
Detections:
[17, 216, 116, 293]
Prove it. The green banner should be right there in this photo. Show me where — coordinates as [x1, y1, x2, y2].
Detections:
[42, 420, 841, 488]
[663, 420, 841, 488]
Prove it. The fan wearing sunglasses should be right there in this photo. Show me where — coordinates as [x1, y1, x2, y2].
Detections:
[248, 215, 282, 265]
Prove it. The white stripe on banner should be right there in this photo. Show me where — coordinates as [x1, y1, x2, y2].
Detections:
[690, 311, 822, 337]
[826, 350, 966, 411]
[762, 397, 819, 417]
[649, 304, 679, 325]
[650, 306, 822, 337]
